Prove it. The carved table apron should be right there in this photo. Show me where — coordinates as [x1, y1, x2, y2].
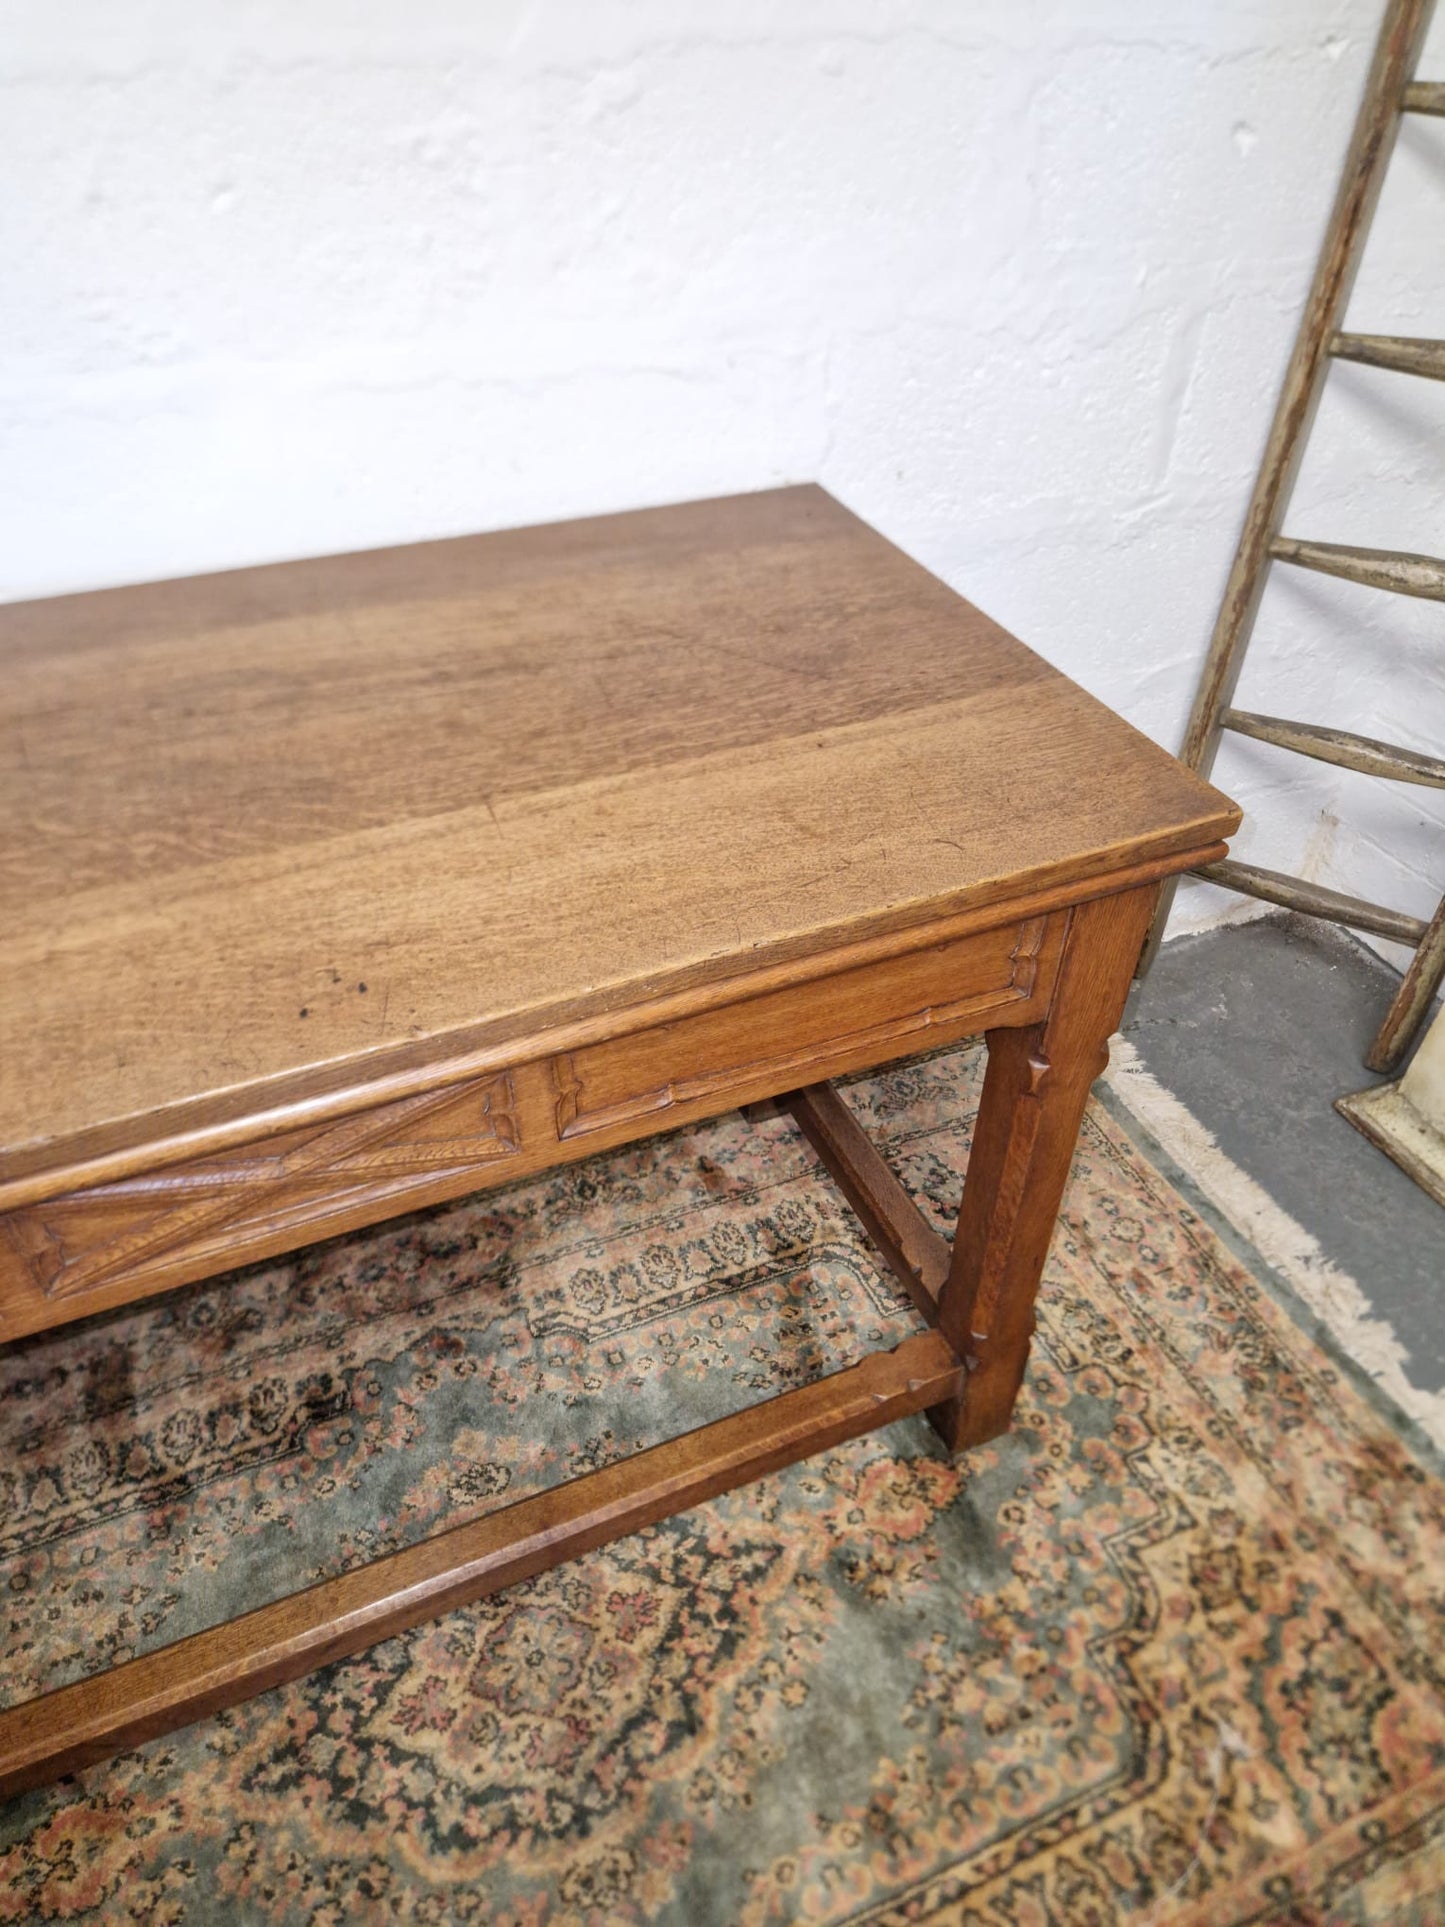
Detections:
[0, 486, 1238, 1795]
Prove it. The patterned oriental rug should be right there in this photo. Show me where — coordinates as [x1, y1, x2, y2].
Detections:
[2, 1043, 1444, 1925]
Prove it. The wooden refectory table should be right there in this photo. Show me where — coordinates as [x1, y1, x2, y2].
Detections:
[0, 486, 1238, 1796]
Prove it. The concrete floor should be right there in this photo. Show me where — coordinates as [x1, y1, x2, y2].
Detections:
[1123, 913, 1444, 1395]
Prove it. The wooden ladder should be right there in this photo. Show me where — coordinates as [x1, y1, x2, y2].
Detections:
[1139, 0, 1444, 1074]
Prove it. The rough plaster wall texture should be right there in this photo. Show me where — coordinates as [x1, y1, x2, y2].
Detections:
[1, 0, 1441, 953]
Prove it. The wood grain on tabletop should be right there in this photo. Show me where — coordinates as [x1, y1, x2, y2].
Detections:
[0, 486, 1238, 1174]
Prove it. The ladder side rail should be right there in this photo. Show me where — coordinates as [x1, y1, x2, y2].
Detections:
[1138, 0, 1438, 976]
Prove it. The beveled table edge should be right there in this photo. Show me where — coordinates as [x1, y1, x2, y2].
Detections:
[0, 836, 1231, 1213]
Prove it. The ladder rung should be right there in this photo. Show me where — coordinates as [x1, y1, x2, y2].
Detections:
[1221, 710, 1445, 788]
[1330, 331, 1445, 381]
[1270, 536, 1445, 602]
[1192, 858, 1428, 947]
[1403, 80, 1445, 114]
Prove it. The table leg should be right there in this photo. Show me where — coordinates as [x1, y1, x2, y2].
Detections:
[930, 884, 1157, 1453]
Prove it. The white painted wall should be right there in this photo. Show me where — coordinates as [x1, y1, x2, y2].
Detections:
[3, 0, 1442, 957]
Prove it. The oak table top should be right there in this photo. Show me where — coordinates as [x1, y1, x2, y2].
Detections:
[0, 484, 1238, 1798]
[0, 484, 1235, 1194]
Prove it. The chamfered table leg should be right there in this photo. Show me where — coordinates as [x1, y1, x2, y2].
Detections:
[930, 884, 1158, 1453]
